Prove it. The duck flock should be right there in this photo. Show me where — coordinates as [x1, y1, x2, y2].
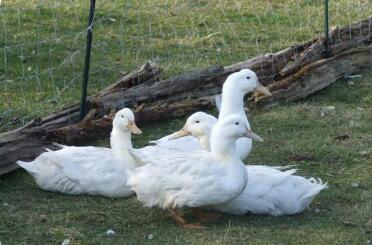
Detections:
[17, 69, 327, 229]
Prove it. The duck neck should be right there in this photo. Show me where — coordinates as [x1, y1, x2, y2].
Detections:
[110, 127, 137, 169]
[197, 134, 211, 151]
[210, 131, 237, 162]
[219, 83, 245, 120]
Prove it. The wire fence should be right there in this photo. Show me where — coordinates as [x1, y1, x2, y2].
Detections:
[0, 0, 371, 132]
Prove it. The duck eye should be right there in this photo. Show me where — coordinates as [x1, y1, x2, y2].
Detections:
[196, 120, 200, 123]
[235, 122, 239, 125]
[121, 115, 125, 118]
[246, 76, 250, 79]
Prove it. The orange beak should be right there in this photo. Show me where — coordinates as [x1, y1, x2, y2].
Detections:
[127, 120, 142, 134]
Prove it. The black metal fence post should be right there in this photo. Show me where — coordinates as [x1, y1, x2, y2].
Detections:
[324, 0, 331, 58]
[80, 0, 96, 120]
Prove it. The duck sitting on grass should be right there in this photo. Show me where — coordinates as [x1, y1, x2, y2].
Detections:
[17, 108, 142, 198]
[127, 114, 263, 229]
[168, 111, 328, 216]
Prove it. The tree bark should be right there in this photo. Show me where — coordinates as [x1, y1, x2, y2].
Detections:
[0, 17, 371, 175]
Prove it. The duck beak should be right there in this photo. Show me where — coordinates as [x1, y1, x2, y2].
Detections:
[244, 128, 263, 142]
[168, 126, 191, 140]
[127, 120, 142, 134]
[255, 83, 272, 96]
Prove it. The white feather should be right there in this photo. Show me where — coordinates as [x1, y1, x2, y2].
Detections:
[128, 115, 250, 210]
[148, 69, 264, 160]
[17, 108, 139, 198]
[164, 110, 328, 216]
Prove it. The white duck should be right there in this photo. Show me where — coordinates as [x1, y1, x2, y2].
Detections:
[148, 69, 271, 160]
[169, 111, 328, 216]
[127, 115, 264, 229]
[17, 108, 142, 198]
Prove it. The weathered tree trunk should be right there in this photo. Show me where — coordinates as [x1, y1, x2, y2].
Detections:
[0, 18, 371, 175]
[0, 62, 162, 175]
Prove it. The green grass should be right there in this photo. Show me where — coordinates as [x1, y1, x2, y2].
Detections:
[1, 77, 371, 244]
[1, 0, 372, 244]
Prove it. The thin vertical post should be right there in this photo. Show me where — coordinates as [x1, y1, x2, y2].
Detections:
[324, 0, 330, 58]
[80, 0, 96, 120]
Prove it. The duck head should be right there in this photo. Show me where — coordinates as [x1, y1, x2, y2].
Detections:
[224, 69, 271, 96]
[168, 112, 217, 150]
[213, 114, 263, 142]
[169, 112, 217, 140]
[113, 108, 142, 134]
[211, 114, 263, 159]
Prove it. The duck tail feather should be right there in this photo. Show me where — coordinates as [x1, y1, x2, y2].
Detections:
[302, 177, 328, 202]
[16, 160, 37, 174]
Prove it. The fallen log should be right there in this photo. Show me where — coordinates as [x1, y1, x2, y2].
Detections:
[255, 46, 372, 106]
[0, 62, 162, 175]
[0, 17, 371, 175]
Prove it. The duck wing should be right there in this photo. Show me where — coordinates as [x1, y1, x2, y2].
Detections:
[215, 165, 327, 215]
[129, 146, 181, 166]
[128, 150, 245, 209]
[147, 134, 201, 152]
[45, 146, 125, 187]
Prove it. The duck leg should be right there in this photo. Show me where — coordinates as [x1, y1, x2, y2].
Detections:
[192, 208, 221, 223]
[168, 209, 206, 229]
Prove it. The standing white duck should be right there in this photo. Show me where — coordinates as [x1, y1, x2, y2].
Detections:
[17, 108, 142, 198]
[127, 115, 264, 229]
[148, 69, 271, 160]
[170, 111, 328, 216]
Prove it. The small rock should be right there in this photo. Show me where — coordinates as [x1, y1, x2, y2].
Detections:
[146, 233, 154, 240]
[61, 239, 70, 245]
[3, 202, 9, 207]
[315, 208, 320, 213]
[39, 214, 47, 223]
[347, 80, 354, 86]
[106, 229, 116, 237]
[351, 182, 359, 188]
[367, 240, 371, 244]
[323, 106, 335, 111]
[357, 107, 364, 111]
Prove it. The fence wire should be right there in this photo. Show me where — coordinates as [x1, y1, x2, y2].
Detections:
[0, 0, 371, 132]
